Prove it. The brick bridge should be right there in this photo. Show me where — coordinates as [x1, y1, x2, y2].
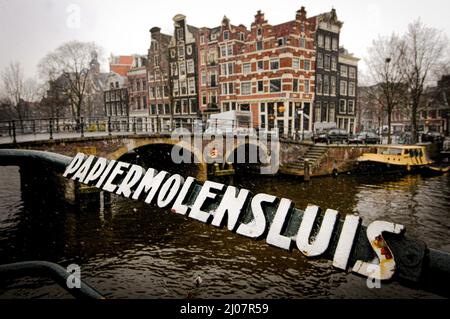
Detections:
[0, 131, 375, 181]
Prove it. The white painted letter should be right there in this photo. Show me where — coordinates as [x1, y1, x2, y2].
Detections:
[172, 176, 196, 215]
[236, 193, 275, 239]
[103, 162, 130, 193]
[296, 205, 338, 257]
[352, 221, 404, 281]
[71, 155, 95, 182]
[157, 174, 184, 208]
[63, 153, 86, 178]
[211, 186, 249, 231]
[332, 214, 361, 270]
[189, 181, 225, 223]
[266, 198, 293, 250]
[132, 169, 168, 204]
[83, 157, 107, 185]
[116, 164, 145, 198]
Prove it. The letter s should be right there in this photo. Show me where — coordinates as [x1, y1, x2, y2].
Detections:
[352, 221, 404, 280]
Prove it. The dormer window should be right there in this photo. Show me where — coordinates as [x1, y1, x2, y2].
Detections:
[240, 32, 245, 41]
[277, 38, 285, 46]
[177, 28, 184, 40]
[223, 31, 229, 40]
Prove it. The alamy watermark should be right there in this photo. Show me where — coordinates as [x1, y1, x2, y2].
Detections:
[66, 264, 81, 289]
[66, 4, 81, 30]
[170, 128, 280, 174]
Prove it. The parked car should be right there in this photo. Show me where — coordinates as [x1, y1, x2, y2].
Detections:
[326, 129, 349, 144]
[350, 131, 380, 144]
[421, 132, 444, 143]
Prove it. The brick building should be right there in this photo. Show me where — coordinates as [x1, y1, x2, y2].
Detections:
[168, 14, 200, 128]
[127, 55, 149, 130]
[217, 8, 316, 136]
[198, 24, 221, 121]
[104, 72, 128, 117]
[148, 27, 172, 131]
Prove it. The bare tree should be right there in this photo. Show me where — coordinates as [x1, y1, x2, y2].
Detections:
[398, 19, 449, 143]
[38, 41, 102, 123]
[365, 34, 407, 144]
[0, 61, 39, 125]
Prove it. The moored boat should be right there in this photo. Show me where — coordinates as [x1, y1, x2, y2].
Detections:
[356, 145, 446, 174]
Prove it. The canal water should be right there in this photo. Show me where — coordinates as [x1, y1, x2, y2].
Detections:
[0, 166, 449, 299]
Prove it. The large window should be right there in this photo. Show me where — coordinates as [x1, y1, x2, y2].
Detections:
[257, 80, 264, 92]
[340, 80, 347, 96]
[270, 79, 281, 92]
[318, 34, 324, 47]
[339, 99, 346, 113]
[348, 100, 355, 114]
[257, 41, 263, 51]
[323, 75, 329, 95]
[201, 71, 207, 86]
[178, 45, 185, 58]
[257, 60, 264, 71]
[331, 56, 337, 71]
[179, 62, 186, 76]
[241, 82, 251, 95]
[304, 79, 310, 94]
[348, 82, 355, 96]
[304, 59, 310, 71]
[292, 58, 300, 69]
[325, 36, 331, 50]
[324, 55, 331, 70]
[316, 74, 322, 94]
[293, 79, 298, 92]
[349, 67, 356, 79]
[317, 53, 323, 69]
[270, 59, 280, 70]
[187, 60, 194, 74]
[341, 65, 348, 77]
[331, 76, 336, 95]
[243, 63, 251, 74]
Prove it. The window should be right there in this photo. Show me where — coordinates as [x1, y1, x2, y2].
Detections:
[316, 74, 322, 94]
[240, 33, 245, 41]
[177, 28, 184, 40]
[243, 63, 251, 74]
[154, 55, 160, 66]
[270, 79, 281, 92]
[179, 62, 186, 76]
[200, 35, 205, 44]
[324, 55, 331, 70]
[187, 60, 194, 74]
[332, 37, 338, 51]
[339, 100, 346, 113]
[315, 102, 321, 122]
[325, 36, 331, 50]
[341, 65, 348, 77]
[278, 38, 285, 46]
[136, 80, 140, 91]
[257, 80, 264, 92]
[323, 75, 329, 95]
[293, 79, 298, 92]
[153, 41, 158, 52]
[257, 41, 263, 51]
[348, 82, 355, 96]
[349, 67, 356, 79]
[270, 59, 279, 70]
[257, 60, 264, 71]
[201, 51, 206, 65]
[180, 80, 187, 95]
[331, 56, 337, 71]
[257, 28, 262, 36]
[228, 82, 234, 94]
[329, 103, 335, 122]
[227, 44, 233, 56]
[170, 49, 176, 58]
[223, 31, 229, 40]
[304, 79, 310, 94]
[201, 71, 207, 86]
[300, 23, 305, 33]
[222, 82, 234, 95]
[331, 76, 336, 95]
[348, 100, 355, 114]
[202, 93, 207, 105]
[241, 82, 251, 95]
[210, 72, 217, 87]
[178, 45, 185, 58]
[173, 85, 179, 97]
[318, 34, 324, 47]
[221, 46, 227, 57]
[317, 53, 323, 69]
[208, 48, 218, 64]
[292, 58, 300, 69]
[227, 62, 234, 75]
[300, 37, 306, 48]
[304, 59, 310, 71]
[340, 80, 347, 95]
[188, 78, 196, 95]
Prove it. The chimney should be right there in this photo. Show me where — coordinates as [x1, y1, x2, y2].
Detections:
[296, 6, 307, 20]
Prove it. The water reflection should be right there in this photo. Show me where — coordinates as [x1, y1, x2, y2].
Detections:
[0, 166, 449, 298]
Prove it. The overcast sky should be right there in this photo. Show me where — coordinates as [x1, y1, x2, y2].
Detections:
[1, 0, 449, 79]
